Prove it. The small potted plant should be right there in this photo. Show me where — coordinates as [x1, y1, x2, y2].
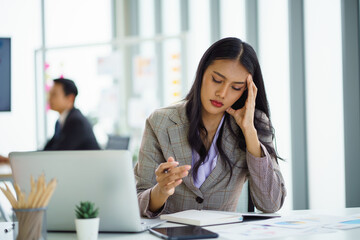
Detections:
[75, 201, 100, 240]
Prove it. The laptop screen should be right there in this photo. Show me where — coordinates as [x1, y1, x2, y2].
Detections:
[10, 150, 144, 232]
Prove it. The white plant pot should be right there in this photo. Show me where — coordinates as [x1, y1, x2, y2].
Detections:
[75, 218, 100, 240]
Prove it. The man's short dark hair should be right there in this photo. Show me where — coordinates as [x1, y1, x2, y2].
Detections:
[53, 78, 78, 97]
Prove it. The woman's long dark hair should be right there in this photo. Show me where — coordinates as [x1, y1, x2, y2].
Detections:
[185, 37, 280, 182]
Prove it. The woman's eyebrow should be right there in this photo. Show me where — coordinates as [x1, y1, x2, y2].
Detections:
[213, 71, 245, 84]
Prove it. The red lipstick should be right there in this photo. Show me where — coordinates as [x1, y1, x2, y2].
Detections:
[210, 100, 224, 108]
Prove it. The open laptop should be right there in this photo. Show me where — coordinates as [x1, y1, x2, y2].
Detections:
[9, 150, 165, 232]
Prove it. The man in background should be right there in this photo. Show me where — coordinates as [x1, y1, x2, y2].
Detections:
[44, 78, 100, 150]
[0, 78, 100, 164]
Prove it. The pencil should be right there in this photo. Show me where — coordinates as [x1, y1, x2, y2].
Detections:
[0, 187, 17, 208]
[0, 174, 57, 209]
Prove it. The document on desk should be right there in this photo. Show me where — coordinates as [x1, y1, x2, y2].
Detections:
[250, 214, 343, 229]
[207, 214, 338, 240]
[323, 214, 360, 230]
[209, 223, 335, 240]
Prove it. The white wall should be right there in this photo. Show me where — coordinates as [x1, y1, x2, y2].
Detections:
[0, 0, 40, 155]
[258, 0, 292, 212]
[220, 0, 246, 40]
[304, 0, 345, 209]
[0, 0, 41, 216]
[45, 0, 111, 46]
[187, 0, 211, 90]
[37, 0, 112, 147]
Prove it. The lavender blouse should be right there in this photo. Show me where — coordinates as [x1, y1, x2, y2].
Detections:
[192, 115, 225, 188]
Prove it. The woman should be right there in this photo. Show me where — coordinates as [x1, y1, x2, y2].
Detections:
[135, 37, 286, 218]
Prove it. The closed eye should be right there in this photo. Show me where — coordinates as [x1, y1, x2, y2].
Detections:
[232, 86, 242, 91]
[212, 76, 222, 84]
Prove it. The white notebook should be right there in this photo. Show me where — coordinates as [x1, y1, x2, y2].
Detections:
[160, 210, 243, 226]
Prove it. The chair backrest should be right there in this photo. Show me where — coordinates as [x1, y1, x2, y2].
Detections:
[105, 135, 130, 150]
[236, 180, 255, 212]
[247, 182, 255, 212]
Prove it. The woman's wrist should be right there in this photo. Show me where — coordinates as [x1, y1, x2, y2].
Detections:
[243, 126, 262, 158]
[242, 124, 257, 137]
[149, 184, 169, 212]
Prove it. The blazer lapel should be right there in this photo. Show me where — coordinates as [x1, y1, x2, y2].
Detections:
[167, 104, 203, 198]
[222, 117, 239, 154]
[167, 123, 192, 166]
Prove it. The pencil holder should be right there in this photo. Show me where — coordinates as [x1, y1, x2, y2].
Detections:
[13, 207, 47, 240]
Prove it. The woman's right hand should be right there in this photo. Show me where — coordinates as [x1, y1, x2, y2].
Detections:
[155, 157, 191, 196]
[149, 157, 191, 212]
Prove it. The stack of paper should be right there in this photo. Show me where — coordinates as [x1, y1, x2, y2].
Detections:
[160, 210, 243, 226]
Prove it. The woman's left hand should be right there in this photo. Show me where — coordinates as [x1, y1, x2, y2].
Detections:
[226, 74, 258, 134]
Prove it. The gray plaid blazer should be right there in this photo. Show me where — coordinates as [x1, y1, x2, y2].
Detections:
[134, 101, 286, 218]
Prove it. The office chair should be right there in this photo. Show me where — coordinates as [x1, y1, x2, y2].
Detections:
[105, 135, 130, 150]
[247, 182, 255, 212]
[236, 180, 255, 213]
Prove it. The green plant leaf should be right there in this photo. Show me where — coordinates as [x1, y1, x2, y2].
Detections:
[75, 201, 98, 219]
[89, 204, 94, 212]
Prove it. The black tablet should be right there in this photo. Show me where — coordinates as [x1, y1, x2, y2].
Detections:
[149, 226, 219, 240]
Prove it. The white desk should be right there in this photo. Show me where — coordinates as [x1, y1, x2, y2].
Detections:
[48, 208, 360, 240]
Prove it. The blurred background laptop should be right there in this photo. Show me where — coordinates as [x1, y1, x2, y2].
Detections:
[9, 150, 164, 232]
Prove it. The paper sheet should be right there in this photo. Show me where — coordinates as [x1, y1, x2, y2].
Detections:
[324, 214, 360, 230]
[251, 214, 342, 229]
[204, 213, 359, 239]
[213, 224, 335, 240]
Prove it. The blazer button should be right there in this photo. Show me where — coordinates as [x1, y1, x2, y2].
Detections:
[196, 197, 203, 203]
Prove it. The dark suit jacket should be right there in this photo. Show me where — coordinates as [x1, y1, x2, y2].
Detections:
[44, 108, 100, 150]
